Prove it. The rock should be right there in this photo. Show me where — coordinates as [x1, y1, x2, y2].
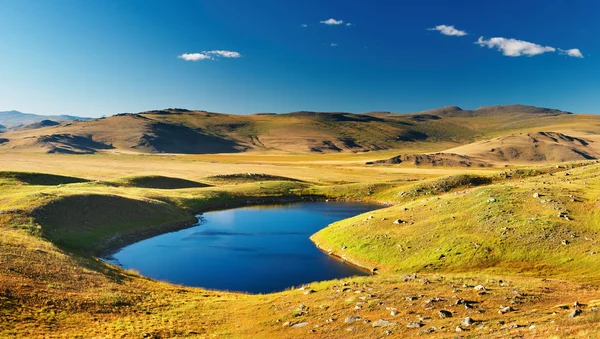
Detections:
[345, 316, 361, 323]
[568, 309, 582, 318]
[363, 319, 371, 324]
[384, 330, 392, 335]
[282, 321, 291, 327]
[373, 319, 393, 327]
[291, 322, 309, 328]
[393, 219, 405, 224]
[346, 327, 354, 332]
[498, 306, 513, 314]
[562, 240, 570, 245]
[461, 317, 474, 327]
[390, 310, 398, 316]
[474, 285, 486, 291]
[420, 327, 436, 334]
[438, 310, 452, 318]
[303, 289, 316, 295]
[341, 246, 347, 250]
[533, 192, 540, 198]
[488, 197, 496, 203]
[455, 326, 463, 332]
[407, 322, 423, 328]
[574, 301, 581, 307]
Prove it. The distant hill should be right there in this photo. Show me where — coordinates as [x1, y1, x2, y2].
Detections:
[446, 131, 600, 163]
[0, 110, 91, 129]
[0, 105, 596, 158]
[21, 120, 61, 130]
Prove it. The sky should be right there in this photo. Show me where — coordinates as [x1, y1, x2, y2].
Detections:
[0, 0, 598, 117]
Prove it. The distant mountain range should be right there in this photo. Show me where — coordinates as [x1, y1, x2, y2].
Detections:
[0, 110, 91, 131]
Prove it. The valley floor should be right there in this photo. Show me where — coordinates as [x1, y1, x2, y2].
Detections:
[1, 151, 600, 338]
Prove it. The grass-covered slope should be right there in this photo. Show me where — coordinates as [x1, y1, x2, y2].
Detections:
[312, 162, 600, 278]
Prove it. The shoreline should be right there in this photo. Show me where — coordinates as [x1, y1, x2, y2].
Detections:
[312, 240, 379, 275]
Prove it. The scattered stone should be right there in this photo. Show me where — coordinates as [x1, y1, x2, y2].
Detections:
[420, 327, 436, 334]
[488, 197, 496, 203]
[562, 240, 570, 245]
[291, 322, 309, 328]
[390, 310, 398, 316]
[461, 317, 474, 327]
[373, 319, 393, 328]
[498, 306, 513, 314]
[568, 309, 582, 318]
[384, 330, 392, 335]
[341, 246, 347, 250]
[574, 301, 581, 307]
[303, 289, 316, 295]
[455, 326, 464, 332]
[363, 319, 371, 324]
[533, 192, 540, 198]
[345, 316, 361, 323]
[282, 321, 291, 327]
[474, 285, 486, 291]
[346, 327, 354, 332]
[438, 310, 452, 318]
[407, 322, 424, 328]
[393, 219, 405, 224]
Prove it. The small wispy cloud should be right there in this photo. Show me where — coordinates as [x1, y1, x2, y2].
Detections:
[428, 25, 467, 36]
[476, 37, 555, 56]
[208, 50, 241, 58]
[346, 23, 352, 27]
[301, 24, 308, 28]
[178, 50, 241, 61]
[330, 43, 338, 47]
[320, 18, 344, 25]
[178, 53, 212, 61]
[559, 48, 584, 58]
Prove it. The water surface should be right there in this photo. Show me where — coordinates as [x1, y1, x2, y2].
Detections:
[106, 201, 379, 293]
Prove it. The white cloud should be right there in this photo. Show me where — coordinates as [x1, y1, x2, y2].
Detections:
[178, 53, 212, 61]
[330, 43, 338, 47]
[560, 48, 584, 58]
[476, 36, 555, 56]
[320, 18, 344, 25]
[428, 25, 467, 36]
[207, 50, 241, 58]
[346, 23, 352, 27]
[301, 24, 308, 28]
[178, 50, 241, 61]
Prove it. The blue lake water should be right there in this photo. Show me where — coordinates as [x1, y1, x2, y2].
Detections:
[105, 201, 379, 293]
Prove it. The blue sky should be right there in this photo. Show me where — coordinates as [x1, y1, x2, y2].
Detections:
[0, 0, 598, 117]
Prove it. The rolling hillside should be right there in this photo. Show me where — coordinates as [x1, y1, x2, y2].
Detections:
[0, 105, 597, 158]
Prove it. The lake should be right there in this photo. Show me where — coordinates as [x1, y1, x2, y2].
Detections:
[105, 201, 379, 293]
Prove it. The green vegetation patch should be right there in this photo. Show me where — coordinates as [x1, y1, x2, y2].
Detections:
[0, 171, 89, 186]
[112, 175, 210, 189]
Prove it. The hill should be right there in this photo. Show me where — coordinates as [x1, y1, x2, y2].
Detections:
[0, 110, 91, 129]
[446, 131, 600, 164]
[0, 105, 596, 158]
